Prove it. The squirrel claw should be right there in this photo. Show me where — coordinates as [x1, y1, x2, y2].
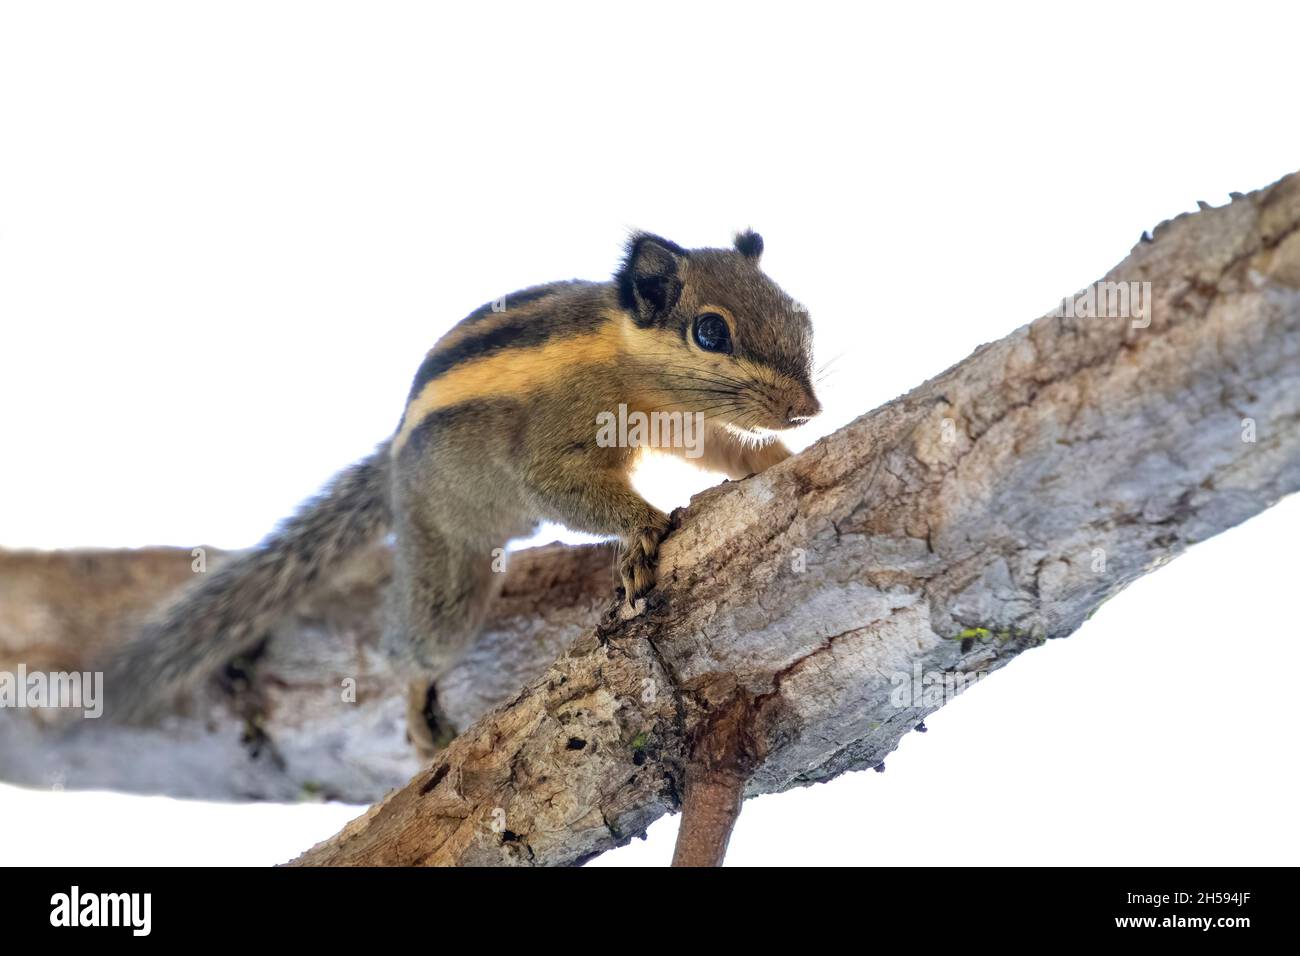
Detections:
[619, 595, 648, 619]
[618, 518, 669, 611]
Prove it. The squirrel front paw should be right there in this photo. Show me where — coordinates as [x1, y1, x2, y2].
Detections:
[619, 513, 671, 606]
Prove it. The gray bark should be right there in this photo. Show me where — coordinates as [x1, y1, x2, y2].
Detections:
[2, 171, 1298, 865]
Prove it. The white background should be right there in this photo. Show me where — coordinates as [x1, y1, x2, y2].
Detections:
[2, 1, 1297, 866]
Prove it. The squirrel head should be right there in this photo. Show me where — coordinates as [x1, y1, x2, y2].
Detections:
[615, 229, 820, 435]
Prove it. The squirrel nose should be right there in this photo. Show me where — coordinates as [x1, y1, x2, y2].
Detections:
[785, 395, 822, 425]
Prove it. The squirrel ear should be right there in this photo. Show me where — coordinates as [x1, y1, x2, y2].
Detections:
[617, 232, 688, 326]
[734, 228, 764, 260]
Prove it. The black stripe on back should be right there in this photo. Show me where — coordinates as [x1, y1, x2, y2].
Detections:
[399, 398, 521, 457]
[405, 281, 604, 402]
[459, 280, 588, 327]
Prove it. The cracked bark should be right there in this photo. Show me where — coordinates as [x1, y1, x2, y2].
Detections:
[2, 171, 1299, 866]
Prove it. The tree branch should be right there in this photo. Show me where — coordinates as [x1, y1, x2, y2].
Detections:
[3, 171, 1299, 866]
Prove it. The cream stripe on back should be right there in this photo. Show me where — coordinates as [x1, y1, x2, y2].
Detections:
[393, 313, 635, 454]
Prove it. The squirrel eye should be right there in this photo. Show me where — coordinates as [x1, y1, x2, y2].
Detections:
[692, 313, 732, 354]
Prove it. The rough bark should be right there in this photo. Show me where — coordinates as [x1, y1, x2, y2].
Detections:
[2, 172, 1299, 866]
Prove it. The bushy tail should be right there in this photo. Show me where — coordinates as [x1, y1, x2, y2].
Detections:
[105, 442, 393, 721]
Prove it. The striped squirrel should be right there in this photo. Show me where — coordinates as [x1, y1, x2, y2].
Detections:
[106, 230, 821, 753]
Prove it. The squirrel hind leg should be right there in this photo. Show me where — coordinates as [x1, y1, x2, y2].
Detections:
[383, 525, 506, 757]
[405, 679, 457, 763]
[383, 529, 504, 672]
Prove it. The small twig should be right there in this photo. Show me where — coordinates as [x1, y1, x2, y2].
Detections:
[671, 692, 764, 867]
[672, 765, 748, 866]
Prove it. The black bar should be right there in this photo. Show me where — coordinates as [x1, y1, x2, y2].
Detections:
[3, 866, 1291, 941]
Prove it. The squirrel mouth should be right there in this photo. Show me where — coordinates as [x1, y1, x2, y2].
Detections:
[722, 421, 784, 443]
